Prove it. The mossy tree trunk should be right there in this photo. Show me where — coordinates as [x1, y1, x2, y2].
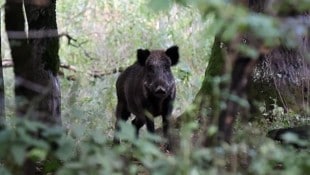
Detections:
[200, 34, 259, 146]
[182, 0, 310, 146]
[167, 0, 310, 152]
[177, 36, 224, 128]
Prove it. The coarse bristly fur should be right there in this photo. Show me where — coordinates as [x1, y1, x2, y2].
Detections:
[114, 45, 179, 149]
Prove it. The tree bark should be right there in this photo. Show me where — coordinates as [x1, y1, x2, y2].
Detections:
[202, 33, 259, 146]
[185, 0, 309, 146]
[175, 36, 224, 129]
[0, 13, 4, 127]
[171, 0, 310, 150]
[5, 0, 61, 174]
[249, 14, 310, 114]
[5, 0, 61, 125]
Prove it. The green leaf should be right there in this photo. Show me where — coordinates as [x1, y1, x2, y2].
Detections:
[0, 167, 11, 175]
[0, 129, 11, 143]
[0, 130, 11, 157]
[65, 162, 84, 169]
[11, 144, 27, 166]
[55, 137, 75, 161]
[91, 129, 107, 145]
[42, 126, 64, 138]
[207, 125, 218, 136]
[28, 148, 47, 161]
[71, 125, 86, 138]
[117, 121, 136, 142]
[56, 168, 76, 175]
[237, 44, 259, 59]
[149, 0, 173, 11]
[43, 158, 63, 173]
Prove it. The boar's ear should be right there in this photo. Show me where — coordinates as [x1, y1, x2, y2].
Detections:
[137, 49, 150, 66]
[165, 45, 179, 66]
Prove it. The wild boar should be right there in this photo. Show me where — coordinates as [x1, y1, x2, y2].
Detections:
[114, 45, 179, 148]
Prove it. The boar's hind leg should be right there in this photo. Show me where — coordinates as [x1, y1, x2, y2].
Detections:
[114, 102, 131, 144]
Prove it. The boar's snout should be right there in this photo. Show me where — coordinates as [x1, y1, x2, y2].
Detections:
[144, 82, 171, 98]
[154, 85, 167, 97]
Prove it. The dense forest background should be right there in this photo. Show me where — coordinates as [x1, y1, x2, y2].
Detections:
[0, 0, 309, 174]
[2, 0, 210, 134]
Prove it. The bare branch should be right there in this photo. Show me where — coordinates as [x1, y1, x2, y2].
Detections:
[59, 63, 77, 72]
[6, 30, 98, 60]
[6, 30, 74, 39]
[2, 59, 123, 79]
[87, 67, 124, 78]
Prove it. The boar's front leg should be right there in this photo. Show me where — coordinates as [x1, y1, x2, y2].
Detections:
[146, 115, 155, 134]
[162, 100, 174, 150]
[162, 115, 172, 151]
[162, 115, 170, 139]
[131, 116, 145, 138]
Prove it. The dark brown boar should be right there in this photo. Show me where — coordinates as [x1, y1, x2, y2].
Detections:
[267, 125, 310, 149]
[114, 46, 179, 148]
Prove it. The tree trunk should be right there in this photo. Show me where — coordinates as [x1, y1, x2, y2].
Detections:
[5, 0, 61, 174]
[176, 0, 310, 147]
[249, 25, 310, 115]
[202, 32, 259, 146]
[5, 0, 61, 125]
[175, 36, 224, 128]
[0, 14, 4, 127]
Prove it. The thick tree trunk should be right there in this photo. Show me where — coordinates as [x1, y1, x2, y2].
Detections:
[249, 21, 310, 114]
[202, 33, 259, 146]
[5, 0, 61, 174]
[206, 55, 257, 145]
[0, 15, 4, 126]
[175, 36, 224, 129]
[5, 0, 61, 125]
[171, 0, 309, 150]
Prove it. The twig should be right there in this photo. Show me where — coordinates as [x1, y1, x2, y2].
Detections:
[2, 59, 123, 79]
[6, 29, 99, 60]
[87, 67, 124, 78]
[59, 63, 77, 72]
[2, 59, 78, 72]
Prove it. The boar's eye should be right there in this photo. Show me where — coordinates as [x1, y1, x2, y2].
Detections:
[164, 64, 170, 70]
[147, 65, 155, 73]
